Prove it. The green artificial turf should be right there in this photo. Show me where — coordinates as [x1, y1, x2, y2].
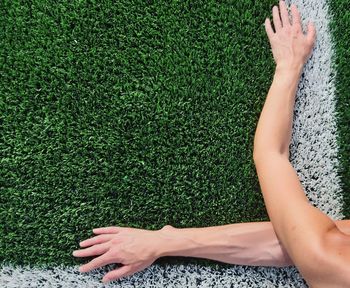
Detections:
[1, 0, 349, 276]
[329, 0, 350, 218]
[0, 0, 292, 268]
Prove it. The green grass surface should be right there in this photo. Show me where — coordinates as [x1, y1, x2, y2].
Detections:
[1, 0, 348, 273]
[329, 0, 350, 218]
[0, 0, 278, 267]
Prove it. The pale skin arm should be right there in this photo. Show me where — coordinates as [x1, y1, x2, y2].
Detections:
[154, 219, 350, 265]
[254, 0, 350, 286]
[72, 219, 350, 283]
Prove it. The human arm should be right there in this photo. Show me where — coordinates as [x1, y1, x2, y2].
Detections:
[72, 218, 350, 284]
[155, 221, 293, 267]
[155, 219, 350, 265]
[253, 1, 348, 285]
[72, 222, 293, 284]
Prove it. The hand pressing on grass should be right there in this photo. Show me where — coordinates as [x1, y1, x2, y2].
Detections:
[264, 0, 316, 71]
[72, 225, 167, 284]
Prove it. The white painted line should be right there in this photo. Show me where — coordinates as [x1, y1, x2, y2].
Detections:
[287, 0, 343, 220]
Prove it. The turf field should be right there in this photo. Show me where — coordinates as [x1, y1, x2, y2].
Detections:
[0, 0, 348, 287]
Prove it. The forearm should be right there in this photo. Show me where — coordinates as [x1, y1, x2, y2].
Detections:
[155, 222, 293, 267]
[253, 65, 303, 159]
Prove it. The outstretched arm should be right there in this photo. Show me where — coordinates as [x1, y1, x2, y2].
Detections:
[73, 218, 350, 284]
[73, 221, 294, 284]
[253, 0, 347, 285]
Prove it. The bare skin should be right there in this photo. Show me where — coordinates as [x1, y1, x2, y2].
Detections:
[73, 1, 350, 286]
[254, 1, 350, 287]
[73, 220, 350, 284]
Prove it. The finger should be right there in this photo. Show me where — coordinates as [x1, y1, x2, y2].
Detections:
[73, 242, 110, 258]
[265, 18, 275, 40]
[79, 234, 114, 248]
[291, 4, 302, 33]
[272, 5, 282, 31]
[102, 265, 133, 283]
[92, 226, 121, 234]
[279, 0, 290, 27]
[306, 22, 317, 46]
[79, 252, 115, 273]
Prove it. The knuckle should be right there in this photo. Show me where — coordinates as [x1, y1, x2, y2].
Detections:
[103, 251, 117, 263]
[108, 246, 122, 259]
[110, 238, 120, 245]
[285, 27, 291, 34]
[109, 243, 119, 252]
[291, 30, 300, 37]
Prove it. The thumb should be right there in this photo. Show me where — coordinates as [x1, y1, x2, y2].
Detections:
[102, 265, 133, 283]
[306, 21, 316, 46]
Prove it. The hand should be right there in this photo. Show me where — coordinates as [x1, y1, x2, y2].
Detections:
[72, 225, 164, 284]
[264, 0, 316, 71]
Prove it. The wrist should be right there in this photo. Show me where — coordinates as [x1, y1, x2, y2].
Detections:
[273, 64, 303, 85]
[154, 225, 200, 258]
[275, 62, 304, 76]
